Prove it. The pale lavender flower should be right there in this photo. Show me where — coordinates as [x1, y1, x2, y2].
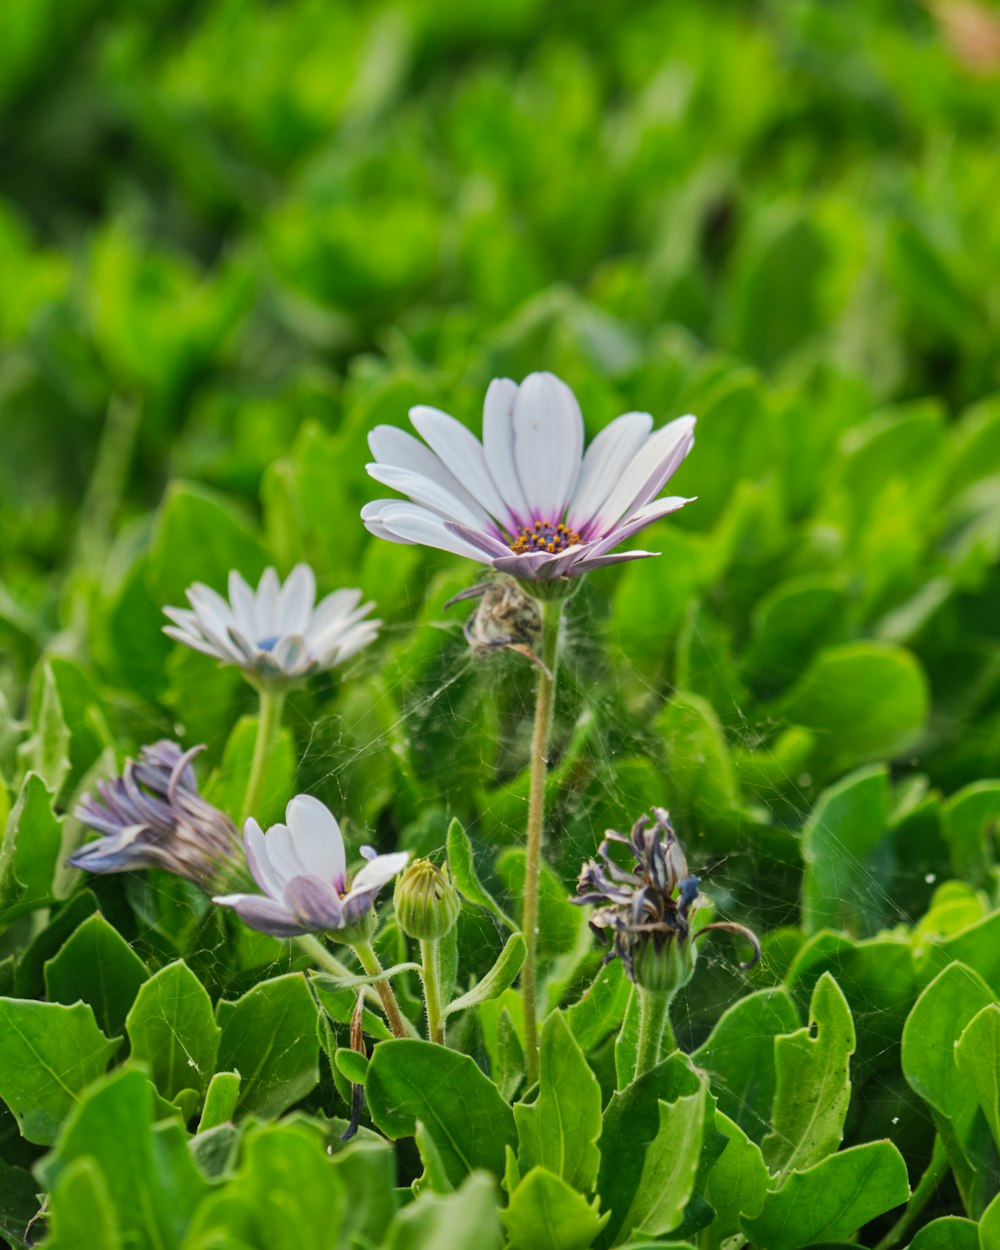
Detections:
[214, 795, 409, 938]
[163, 564, 379, 683]
[361, 372, 695, 586]
[70, 741, 239, 890]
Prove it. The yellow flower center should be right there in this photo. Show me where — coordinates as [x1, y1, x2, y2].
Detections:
[509, 520, 582, 555]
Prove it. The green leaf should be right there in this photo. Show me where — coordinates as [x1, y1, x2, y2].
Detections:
[382, 1172, 503, 1250]
[762, 972, 856, 1178]
[334, 1048, 369, 1085]
[981, 1191, 1000, 1250]
[43, 1158, 122, 1250]
[776, 642, 929, 777]
[330, 1140, 399, 1247]
[0, 772, 62, 922]
[0, 997, 119, 1144]
[596, 1053, 704, 1248]
[502, 1168, 608, 1250]
[515, 1010, 602, 1193]
[44, 912, 149, 1037]
[127, 960, 221, 1101]
[704, 1111, 770, 1250]
[415, 1118, 455, 1194]
[311, 973, 393, 1041]
[956, 1004, 1000, 1150]
[902, 962, 997, 1216]
[23, 660, 71, 799]
[446, 817, 515, 930]
[366, 1039, 517, 1187]
[565, 959, 631, 1052]
[691, 987, 800, 1141]
[655, 691, 744, 846]
[183, 1121, 345, 1250]
[37, 1067, 209, 1249]
[444, 933, 525, 1017]
[616, 1080, 708, 1242]
[908, 1216, 981, 1249]
[801, 765, 891, 936]
[494, 1005, 525, 1102]
[942, 782, 1000, 890]
[198, 1072, 241, 1132]
[217, 972, 320, 1117]
[741, 1140, 910, 1250]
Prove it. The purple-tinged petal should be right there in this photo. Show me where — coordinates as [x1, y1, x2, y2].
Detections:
[283, 875, 346, 929]
[592, 416, 695, 535]
[512, 372, 584, 521]
[482, 377, 531, 527]
[409, 405, 514, 530]
[365, 463, 490, 529]
[566, 411, 653, 533]
[442, 520, 512, 559]
[584, 496, 694, 560]
[350, 850, 410, 895]
[214, 893, 307, 937]
[285, 795, 346, 886]
[379, 504, 494, 563]
[369, 423, 487, 523]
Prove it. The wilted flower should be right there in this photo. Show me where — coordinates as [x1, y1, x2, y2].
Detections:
[214, 795, 409, 939]
[163, 564, 379, 684]
[70, 741, 240, 890]
[574, 808, 759, 992]
[362, 372, 695, 589]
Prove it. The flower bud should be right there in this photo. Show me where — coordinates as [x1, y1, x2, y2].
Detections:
[394, 859, 460, 941]
[632, 933, 697, 997]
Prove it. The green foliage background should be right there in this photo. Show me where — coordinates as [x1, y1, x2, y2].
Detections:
[3, 0, 1000, 1247]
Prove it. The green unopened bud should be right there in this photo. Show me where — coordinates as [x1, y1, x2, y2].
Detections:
[394, 859, 461, 940]
[632, 934, 697, 996]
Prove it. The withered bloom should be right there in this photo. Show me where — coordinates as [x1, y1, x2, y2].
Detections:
[69, 741, 241, 891]
[574, 808, 759, 992]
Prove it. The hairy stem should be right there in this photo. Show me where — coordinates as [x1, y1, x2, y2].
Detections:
[420, 938, 445, 1045]
[242, 685, 286, 826]
[295, 933, 359, 981]
[635, 987, 675, 1078]
[353, 939, 408, 1039]
[873, 1136, 949, 1250]
[521, 597, 563, 1085]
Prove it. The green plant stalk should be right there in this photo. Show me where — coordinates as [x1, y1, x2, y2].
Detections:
[635, 986, 676, 1078]
[872, 1135, 949, 1250]
[242, 685, 286, 825]
[353, 938, 408, 1039]
[521, 598, 563, 1085]
[295, 934, 359, 982]
[420, 938, 445, 1045]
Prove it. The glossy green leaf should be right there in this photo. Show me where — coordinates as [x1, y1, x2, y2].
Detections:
[691, 987, 799, 1141]
[127, 960, 221, 1101]
[956, 1004, 1000, 1150]
[763, 973, 856, 1177]
[801, 765, 891, 936]
[44, 912, 149, 1037]
[382, 1172, 503, 1250]
[446, 817, 515, 930]
[38, 1067, 209, 1249]
[565, 959, 631, 1052]
[596, 1053, 704, 1248]
[908, 1216, 981, 1250]
[515, 1009, 602, 1193]
[198, 1072, 241, 1132]
[704, 1111, 770, 1250]
[366, 1039, 516, 1187]
[0, 772, 62, 922]
[501, 1168, 608, 1250]
[741, 1140, 909, 1250]
[43, 1158, 122, 1250]
[655, 691, 744, 845]
[444, 932, 525, 1017]
[216, 972, 320, 1117]
[0, 997, 119, 1144]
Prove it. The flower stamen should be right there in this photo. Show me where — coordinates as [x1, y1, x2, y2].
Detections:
[509, 519, 582, 555]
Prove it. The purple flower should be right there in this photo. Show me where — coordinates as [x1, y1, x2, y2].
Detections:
[164, 564, 379, 683]
[574, 808, 759, 988]
[362, 372, 695, 586]
[70, 741, 239, 890]
[214, 795, 409, 939]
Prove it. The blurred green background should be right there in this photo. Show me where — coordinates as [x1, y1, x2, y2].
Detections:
[3, 0, 1000, 919]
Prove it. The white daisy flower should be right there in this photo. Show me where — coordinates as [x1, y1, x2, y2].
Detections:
[213, 795, 410, 938]
[163, 564, 379, 683]
[361, 372, 696, 588]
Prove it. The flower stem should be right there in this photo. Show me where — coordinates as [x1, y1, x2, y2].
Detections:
[635, 987, 676, 1078]
[242, 685, 286, 826]
[420, 938, 445, 1045]
[521, 597, 563, 1085]
[295, 934, 358, 981]
[872, 1135, 949, 1250]
[352, 939, 408, 1039]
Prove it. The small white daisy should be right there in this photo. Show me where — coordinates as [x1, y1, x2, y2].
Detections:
[163, 564, 379, 683]
[361, 371, 696, 588]
[214, 795, 409, 938]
